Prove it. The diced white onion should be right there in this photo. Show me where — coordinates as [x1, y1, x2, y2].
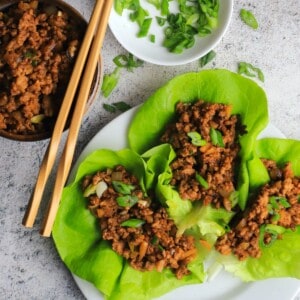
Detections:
[96, 181, 108, 198]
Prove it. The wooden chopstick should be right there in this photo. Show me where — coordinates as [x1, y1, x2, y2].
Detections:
[40, 0, 113, 237]
[22, 0, 107, 228]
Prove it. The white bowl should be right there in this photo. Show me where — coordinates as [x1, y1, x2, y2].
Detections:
[109, 0, 233, 66]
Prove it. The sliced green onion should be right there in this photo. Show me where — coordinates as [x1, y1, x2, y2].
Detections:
[156, 16, 166, 26]
[210, 128, 224, 147]
[83, 183, 97, 197]
[199, 50, 216, 67]
[112, 101, 132, 112]
[149, 34, 156, 43]
[269, 196, 291, 209]
[195, 172, 209, 189]
[161, 0, 169, 16]
[229, 190, 239, 207]
[121, 218, 145, 227]
[112, 181, 135, 195]
[117, 195, 139, 207]
[240, 9, 258, 29]
[103, 103, 117, 113]
[138, 18, 152, 38]
[187, 131, 207, 146]
[238, 62, 264, 82]
[101, 67, 120, 98]
[259, 224, 286, 248]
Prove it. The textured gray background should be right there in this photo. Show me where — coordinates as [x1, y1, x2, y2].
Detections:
[0, 0, 299, 299]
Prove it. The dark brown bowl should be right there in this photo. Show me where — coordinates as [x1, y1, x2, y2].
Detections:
[0, 0, 102, 141]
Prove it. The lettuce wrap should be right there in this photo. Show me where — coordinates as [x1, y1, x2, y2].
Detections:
[216, 138, 300, 281]
[52, 148, 206, 300]
[128, 70, 269, 210]
[128, 70, 269, 245]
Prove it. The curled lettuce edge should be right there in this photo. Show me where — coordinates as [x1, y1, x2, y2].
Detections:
[215, 138, 300, 282]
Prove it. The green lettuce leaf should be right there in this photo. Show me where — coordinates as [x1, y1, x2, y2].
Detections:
[217, 138, 300, 281]
[128, 69, 269, 209]
[52, 148, 205, 299]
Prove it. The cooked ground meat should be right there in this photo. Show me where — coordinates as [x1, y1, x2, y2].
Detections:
[82, 165, 197, 279]
[160, 100, 245, 210]
[215, 161, 300, 260]
[0, 1, 84, 134]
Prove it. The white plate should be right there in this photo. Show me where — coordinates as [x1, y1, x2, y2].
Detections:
[109, 0, 233, 66]
[70, 107, 300, 300]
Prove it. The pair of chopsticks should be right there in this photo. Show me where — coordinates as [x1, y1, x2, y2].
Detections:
[22, 0, 113, 237]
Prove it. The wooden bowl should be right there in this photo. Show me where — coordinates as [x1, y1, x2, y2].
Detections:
[0, 0, 102, 141]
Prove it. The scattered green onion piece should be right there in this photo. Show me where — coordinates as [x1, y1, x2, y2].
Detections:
[210, 128, 224, 147]
[113, 101, 132, 112]
[238, 62, 264, 82]
[112, 181, 135, 195]
[195, 172, 209, 189]
[259, 224, 286, 248]
[151, 235, 159, 244]
[101, 67, 120, 98]
[113, 53, 143, 71]
[138, 17, 152, 37]
[83, 184, 97, 197]
[147, 0, 160, 10]
[240, 9, 259, 29]
[187, 131, 207, 146]
[117, 195, 139, 207]
[199, 50, 216, 67]
[121, 218, 145, 227]
[103, 103, 117, 113]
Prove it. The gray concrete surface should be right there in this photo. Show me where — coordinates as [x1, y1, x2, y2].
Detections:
[0, 0, 299, 299]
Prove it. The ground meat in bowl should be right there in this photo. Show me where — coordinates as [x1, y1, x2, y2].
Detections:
[82, 165, 197, 279]
[160, 100, 246, 210]
[215, 160, 300, 260]
[0, 0, 85, 136]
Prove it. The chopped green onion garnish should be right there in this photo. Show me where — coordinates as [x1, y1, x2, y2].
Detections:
[113, 53, 144, 71]
[117, 195, 139, 207]
[199, 50, 216, 67]
[112, 101, 132, 112]
[238, 62, 264, 82]
[112, 181, 135, 195]
[210, 128, 224, 147]
[156, 16, 166, 26]
[269, 196, 291, 209]
[138, 18, 152, 38]
[121, 218, 145, 228]
[259, 224, 286, 248]
[149, 34, 156, 43]
[240, 9, 259, 29]
[83, 183, 97, 197]
[103, 103, 117, 113]
[187, 131, 207, 146]
[101, 67, 120, 98]
[195, 172, 209, 189]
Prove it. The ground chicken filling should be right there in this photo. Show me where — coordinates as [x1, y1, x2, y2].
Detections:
[0, 1, 83, 134]
[82, 165, 197, 279]
[161, 100, 245, 210]
[215, 160, 300, 260]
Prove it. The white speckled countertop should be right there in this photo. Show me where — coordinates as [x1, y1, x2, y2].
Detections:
[1, 0, 299, 299]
